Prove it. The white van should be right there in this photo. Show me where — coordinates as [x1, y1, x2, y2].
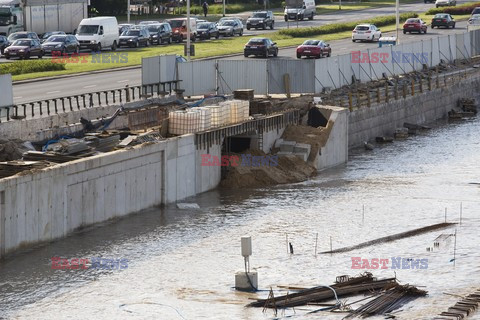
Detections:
[76, 17, 119, 51]
[284, 0, 316, 21]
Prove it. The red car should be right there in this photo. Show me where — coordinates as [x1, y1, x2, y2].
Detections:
[4, 38, 43, 59]
[403, 18, 428, 34]
[296, 39, 331, 59]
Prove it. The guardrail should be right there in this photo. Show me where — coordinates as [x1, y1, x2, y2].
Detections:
[0, 80, 182, 123]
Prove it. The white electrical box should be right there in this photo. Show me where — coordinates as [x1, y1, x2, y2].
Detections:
[241, 236, 252, 257]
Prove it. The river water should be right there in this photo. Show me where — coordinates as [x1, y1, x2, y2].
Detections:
[1, 116, 480, 320]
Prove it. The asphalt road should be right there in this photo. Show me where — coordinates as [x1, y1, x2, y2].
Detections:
[11, 20, 469, 104]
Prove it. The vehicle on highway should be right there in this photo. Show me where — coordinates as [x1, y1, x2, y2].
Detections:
[246, 11, 275, 30]
[7, 31, 39, 47]
[196, 19, 208, 24]
[468, 13, 480, 25]
[435, 0, 456, 8]
[244, 37, 278, 58]
[352, 24, 381, 42]
[197, 22, 219, 39]
[42, 34, 79, 55]
[119, 28, 150, 47]
[76, 16, 119, 51]
[471, 7, 480, 18]
[118, 23, 134, 35]
[168, 18, 197, 42]
[218, 17, 244, 25]
[40, 31, 66, 43]
[296, 39, 331, 59]
[403, 18, 428, 33]
[217, 20, 243, 37]
[146, 23, 172, 44]
[0, 35, 8, 54]
[284, 0, 316, 21]
[138, 20, 160, 25]
[424, 0, 435, 4]
[4, 38, 43, 59]
[431, 13, 456, 28]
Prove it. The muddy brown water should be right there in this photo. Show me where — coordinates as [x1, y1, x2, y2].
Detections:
[1, 117, 480, 319]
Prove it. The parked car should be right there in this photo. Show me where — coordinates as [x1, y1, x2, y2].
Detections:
[218, 17, 244, 25]
[244, 37, 278, 58]
[435, 0, 456, 8]
[118, 23, 134, 35]
[431, 13, 456, 28]
[468, 13, 480, 25]
[7, 31, 40, 47]
[197, 22, 219, 40]
[119, 28, 150, 47]
[4, 39, 43, 59]
[217, 20, 243, 37]
[147, 23, 173, 44]
[403, 18, 428, 33]
[0, 35, 7, 55]
[246, 11, 275, 30]
[40, 31, 66, 43]
[168, 18, 197, 42]
[352, 24, 381, 42]
[296, 39, 331, 59]
[42, 35, 80, 55]
[196, 19, 208, 24]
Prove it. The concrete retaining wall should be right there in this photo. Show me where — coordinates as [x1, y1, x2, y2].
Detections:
[348, 73, 480, 148]
[0, 134, 221, 258]
[316, 106, 349, 170]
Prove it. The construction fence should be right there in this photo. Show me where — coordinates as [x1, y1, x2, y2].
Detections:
[142, 29, 480, 97]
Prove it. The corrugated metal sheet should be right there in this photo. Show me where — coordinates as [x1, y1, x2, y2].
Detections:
[217, 60, 267, 95]
[268, 59, 315, 94]
[178, 60, 216, 96]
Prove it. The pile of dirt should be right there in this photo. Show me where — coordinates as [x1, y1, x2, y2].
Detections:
[0, 139, 26, 162]
[220, 149, 316, 189]
[281, 122, 333, 163]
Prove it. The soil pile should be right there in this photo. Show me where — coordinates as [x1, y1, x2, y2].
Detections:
[0, 140, 26, 161]
[220, 149, 316, 189]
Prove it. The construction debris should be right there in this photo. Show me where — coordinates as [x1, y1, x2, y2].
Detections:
[0, 160, 52, 179]
[233, 89, 254, 101]
[345, 284, 427, 318]
[321, 222, 456, 254]
[458, 98, 477, 114]
[394, 127, 409, 140]
[247, 273, 395, 309]
[436, 290, 480, 319]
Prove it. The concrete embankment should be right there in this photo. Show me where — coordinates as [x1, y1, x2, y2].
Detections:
[348, 70, 480, 148]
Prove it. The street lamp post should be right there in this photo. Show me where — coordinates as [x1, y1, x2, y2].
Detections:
[223, 0, 226, 17]
[127, 0, 130, 23]
[395, 0, 399, 44]
[187, 0, 191, 61]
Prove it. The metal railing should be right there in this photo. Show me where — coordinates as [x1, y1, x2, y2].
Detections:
[0, 80, 182, 123]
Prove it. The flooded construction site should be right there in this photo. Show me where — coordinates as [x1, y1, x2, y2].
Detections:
[1, 110, 480, 319]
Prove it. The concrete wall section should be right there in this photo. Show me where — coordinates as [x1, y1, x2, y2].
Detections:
[316, 106, 349, 170]
[348, 74, 480, 148]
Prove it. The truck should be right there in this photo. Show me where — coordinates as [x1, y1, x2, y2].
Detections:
[0, 0, 88, 37]
[284, 0, 316, 21]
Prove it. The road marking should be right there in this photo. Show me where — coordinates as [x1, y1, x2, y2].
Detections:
[46, 90, 60, 94]
[117, 79, 129, 83]
[83, 85, 97, 89]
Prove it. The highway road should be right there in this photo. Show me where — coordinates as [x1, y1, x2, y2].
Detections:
[12, 20, 469, 104]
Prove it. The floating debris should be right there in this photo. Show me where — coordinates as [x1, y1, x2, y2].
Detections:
[321, 222, 456, 254]
[345, 284, 427, 318]
[436, 290, 480, 319]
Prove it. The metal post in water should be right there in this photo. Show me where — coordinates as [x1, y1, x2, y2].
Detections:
[362, 204, 365, 223]
[460, 202, 463, 225]
[315, 233, 318, 256]
[453, 228, 457, 266]
[330, 236, 332, 253]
